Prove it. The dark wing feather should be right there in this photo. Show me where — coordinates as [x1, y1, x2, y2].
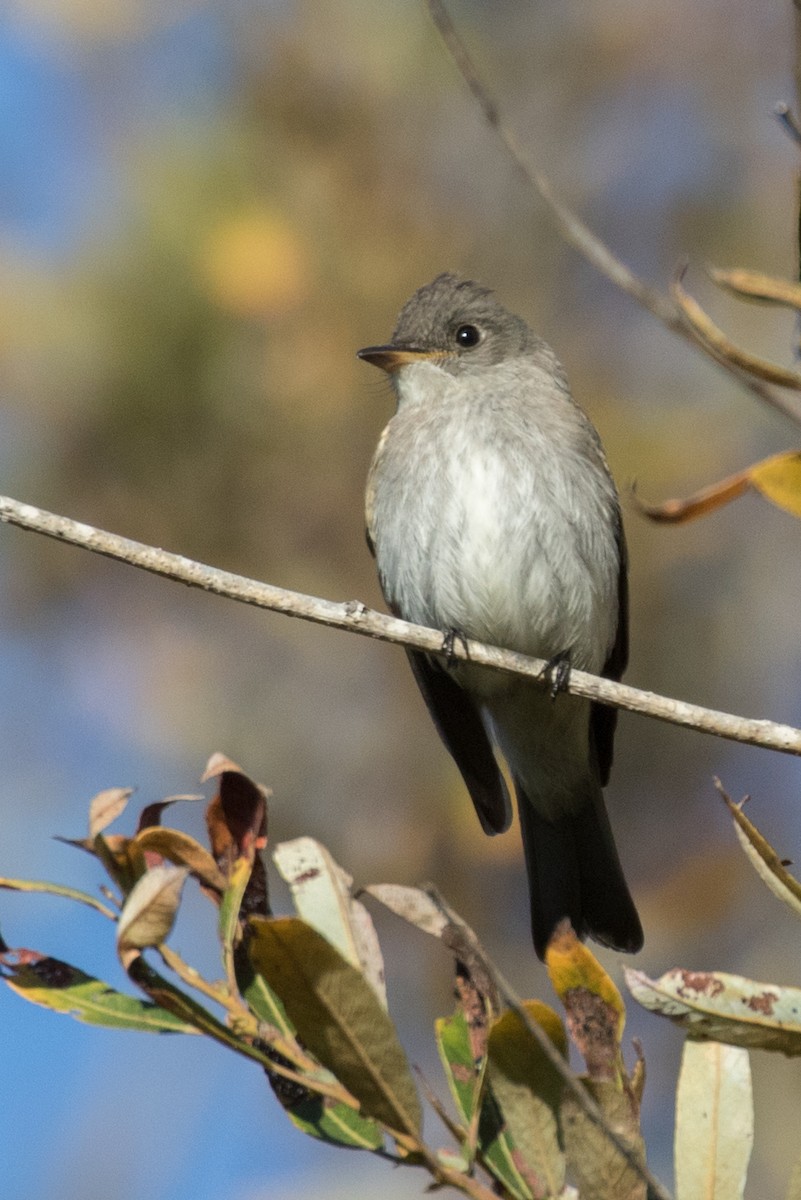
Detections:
[590, 512, 629, 786]
[406, 649, 512, 835]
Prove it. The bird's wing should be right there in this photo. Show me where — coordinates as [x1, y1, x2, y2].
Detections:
[406, 649, 512, 835]
[590, 512, 629, 786]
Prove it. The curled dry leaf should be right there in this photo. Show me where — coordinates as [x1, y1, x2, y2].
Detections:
[88, 788, 134, 838]
[132, 827, 227, 894]
[91, 832, 147, 896]
[719, 783, 801, 920]
[626, 967, 801, 1054]
[201, 751, 245, 781]
[203, 755, 270, 916]
[361, 883, 449, 938]
[363, 883, 500, 1013]
[205, 763, 268, 864]
[117, 865, 189, 961]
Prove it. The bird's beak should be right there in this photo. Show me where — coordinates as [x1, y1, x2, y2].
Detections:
[357, 344, 448, 374]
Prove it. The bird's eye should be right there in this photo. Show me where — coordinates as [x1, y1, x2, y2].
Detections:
[455, 323, 481, 348]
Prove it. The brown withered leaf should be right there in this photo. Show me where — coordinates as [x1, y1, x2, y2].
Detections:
[93, 833, 147, 896]
[203, 754, 270, 916]
[136, 795, 204, 834]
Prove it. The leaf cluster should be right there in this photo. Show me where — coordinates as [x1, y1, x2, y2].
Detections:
[1, 754, 653, 1199]
[6, 759, 801, 1198]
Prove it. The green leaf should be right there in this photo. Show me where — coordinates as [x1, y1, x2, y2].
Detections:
[219, 856, 252, 957]
[675, 1040, 753, 1200]
[241, 961, 385, 1152]
[436, 1007, 485, 1125]
[240, 963, 295, 1039]
[487, 1004, 567, 1198]
[1, 951, 197, 1033]
[249, 916, 421, 1136]
[287, 1094, 384, 1151]
[435, 1006, 531, 1200]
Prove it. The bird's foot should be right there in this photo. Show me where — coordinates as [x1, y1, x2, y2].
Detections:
[442, 627, 470, 666]
[541, 649, 572, 700]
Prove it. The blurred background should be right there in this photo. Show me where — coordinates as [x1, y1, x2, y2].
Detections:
[0, 0, 799, 1196]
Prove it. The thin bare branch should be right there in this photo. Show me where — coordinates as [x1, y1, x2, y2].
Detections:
[1, 494, 801, 760]
[774, 101, 801, 147]
[425, 0, 801, 425]
[672, 269, 801, 390]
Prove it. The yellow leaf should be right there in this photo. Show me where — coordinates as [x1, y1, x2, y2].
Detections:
[748, 451, 801, 519]
[546, 925, 626, 1079]
[545, 924, 625, 1032]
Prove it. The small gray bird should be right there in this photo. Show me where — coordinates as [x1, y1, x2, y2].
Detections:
[358, 273, 642, 959]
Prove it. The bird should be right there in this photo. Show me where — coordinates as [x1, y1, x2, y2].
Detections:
[358, 272, 642, 959]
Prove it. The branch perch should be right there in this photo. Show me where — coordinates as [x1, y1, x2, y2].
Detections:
[1, 493, 800, 759]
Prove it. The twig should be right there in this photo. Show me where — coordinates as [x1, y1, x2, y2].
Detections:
[1, 493, 800, 758]
[774, 102, 801, 148]
[672, 268, 801, 390]
[425, 0, 801, 426]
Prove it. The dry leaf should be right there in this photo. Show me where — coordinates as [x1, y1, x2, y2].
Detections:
[674, 1040, 753, 1200]
[117, 865, 188, 961]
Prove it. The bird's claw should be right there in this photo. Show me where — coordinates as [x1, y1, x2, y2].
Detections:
[542, 650, 572, 700]
[442, 627, 470, 666]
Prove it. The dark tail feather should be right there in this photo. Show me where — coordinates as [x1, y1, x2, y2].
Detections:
[516, 782, 643, 960]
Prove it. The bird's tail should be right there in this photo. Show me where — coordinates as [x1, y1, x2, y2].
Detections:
[515, 779, 643, 960]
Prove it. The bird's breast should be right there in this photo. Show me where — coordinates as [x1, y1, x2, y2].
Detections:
[368, 388, 620, 674]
